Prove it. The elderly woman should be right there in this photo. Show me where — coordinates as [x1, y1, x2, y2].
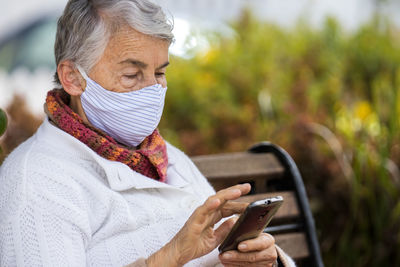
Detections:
[0, 1, 296, 266]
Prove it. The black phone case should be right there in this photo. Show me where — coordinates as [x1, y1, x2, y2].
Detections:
[218, 197, 283, 253]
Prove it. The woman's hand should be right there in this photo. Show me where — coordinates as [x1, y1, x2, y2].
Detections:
[147, 183, 251, 267]
[218, 233, 278, 267]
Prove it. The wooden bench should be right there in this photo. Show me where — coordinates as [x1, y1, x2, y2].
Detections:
[191, 142, 324, 267]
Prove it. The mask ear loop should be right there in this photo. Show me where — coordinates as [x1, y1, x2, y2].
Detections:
[76, 65, 90, 82]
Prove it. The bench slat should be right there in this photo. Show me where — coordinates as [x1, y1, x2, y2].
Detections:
[192, 152, 285, 180]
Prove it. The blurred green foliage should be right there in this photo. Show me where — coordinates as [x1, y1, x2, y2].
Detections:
[160, 12, 400, 266]
[0, 108, 6, 137]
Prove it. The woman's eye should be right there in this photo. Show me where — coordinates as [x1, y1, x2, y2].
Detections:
[124, 74, 138, 79]
[156, 72, 165, 77]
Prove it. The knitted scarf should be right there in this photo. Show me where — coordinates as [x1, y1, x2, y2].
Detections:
[45, 89, 168, 182]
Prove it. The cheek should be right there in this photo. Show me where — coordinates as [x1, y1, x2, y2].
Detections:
[120, 76, 138, 89]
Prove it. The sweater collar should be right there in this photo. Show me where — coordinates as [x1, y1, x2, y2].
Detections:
[37, 118, 189, 191]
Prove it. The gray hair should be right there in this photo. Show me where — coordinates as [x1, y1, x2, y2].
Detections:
[54, 0, 174, 84]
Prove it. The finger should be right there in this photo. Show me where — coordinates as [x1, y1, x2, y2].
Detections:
[219, 245, 277, 263]
[214, 217, 239, 244]
[210, 201, 247, 227]
[215, 183, 251, 203]
[234, 183, 251, 196]
[191, 196, 221, 225]
[216, 183, 251, 201]
[195, 184, 251, 224]
[211, 184, 251, 212]
[208, 184, 250, 225]
[237, 233, 275, 252]
[220, 201, 249, 218]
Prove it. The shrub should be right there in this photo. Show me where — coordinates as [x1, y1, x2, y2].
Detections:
[160, 12, 400, 266]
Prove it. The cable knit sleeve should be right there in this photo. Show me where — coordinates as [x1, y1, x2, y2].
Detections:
[0, 190, 89, 266]
[0, 141, 91, 266]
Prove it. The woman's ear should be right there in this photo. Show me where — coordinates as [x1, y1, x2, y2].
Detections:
[57, 61, 86, 96]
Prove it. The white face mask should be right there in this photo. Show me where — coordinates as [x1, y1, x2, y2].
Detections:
[78, 66, 167, 147]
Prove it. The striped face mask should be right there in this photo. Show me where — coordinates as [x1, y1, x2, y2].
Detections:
[77, 66, 167, 147]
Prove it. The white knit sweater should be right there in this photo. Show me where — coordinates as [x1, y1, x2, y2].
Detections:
[0, 119, 295, 267]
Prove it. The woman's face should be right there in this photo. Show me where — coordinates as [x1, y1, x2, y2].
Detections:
[88, 26, 170, 92]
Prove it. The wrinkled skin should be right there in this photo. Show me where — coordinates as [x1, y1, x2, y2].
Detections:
[147, 184, 278, 267]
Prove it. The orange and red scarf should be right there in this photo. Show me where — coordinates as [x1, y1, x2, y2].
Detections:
[45, 89, 168, 182]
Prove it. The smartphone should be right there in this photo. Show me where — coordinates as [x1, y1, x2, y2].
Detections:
[218, 196, 283, 253]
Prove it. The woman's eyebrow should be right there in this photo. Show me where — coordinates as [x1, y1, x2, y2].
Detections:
[119, 59, 169, 70]
[119, 59, 148, 68]
[157, 61, 170, 70]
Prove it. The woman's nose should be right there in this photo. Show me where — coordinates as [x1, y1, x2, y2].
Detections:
[141, 74, 158, 88]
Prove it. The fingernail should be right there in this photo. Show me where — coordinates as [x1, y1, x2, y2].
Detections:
[239, 243, 247, 250]
[223, 253, 232, 259]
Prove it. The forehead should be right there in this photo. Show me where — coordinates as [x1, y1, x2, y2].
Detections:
[103, 26, 169, 64]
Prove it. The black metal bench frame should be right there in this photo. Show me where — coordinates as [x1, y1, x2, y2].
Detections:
[249, 142, 323, 267]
